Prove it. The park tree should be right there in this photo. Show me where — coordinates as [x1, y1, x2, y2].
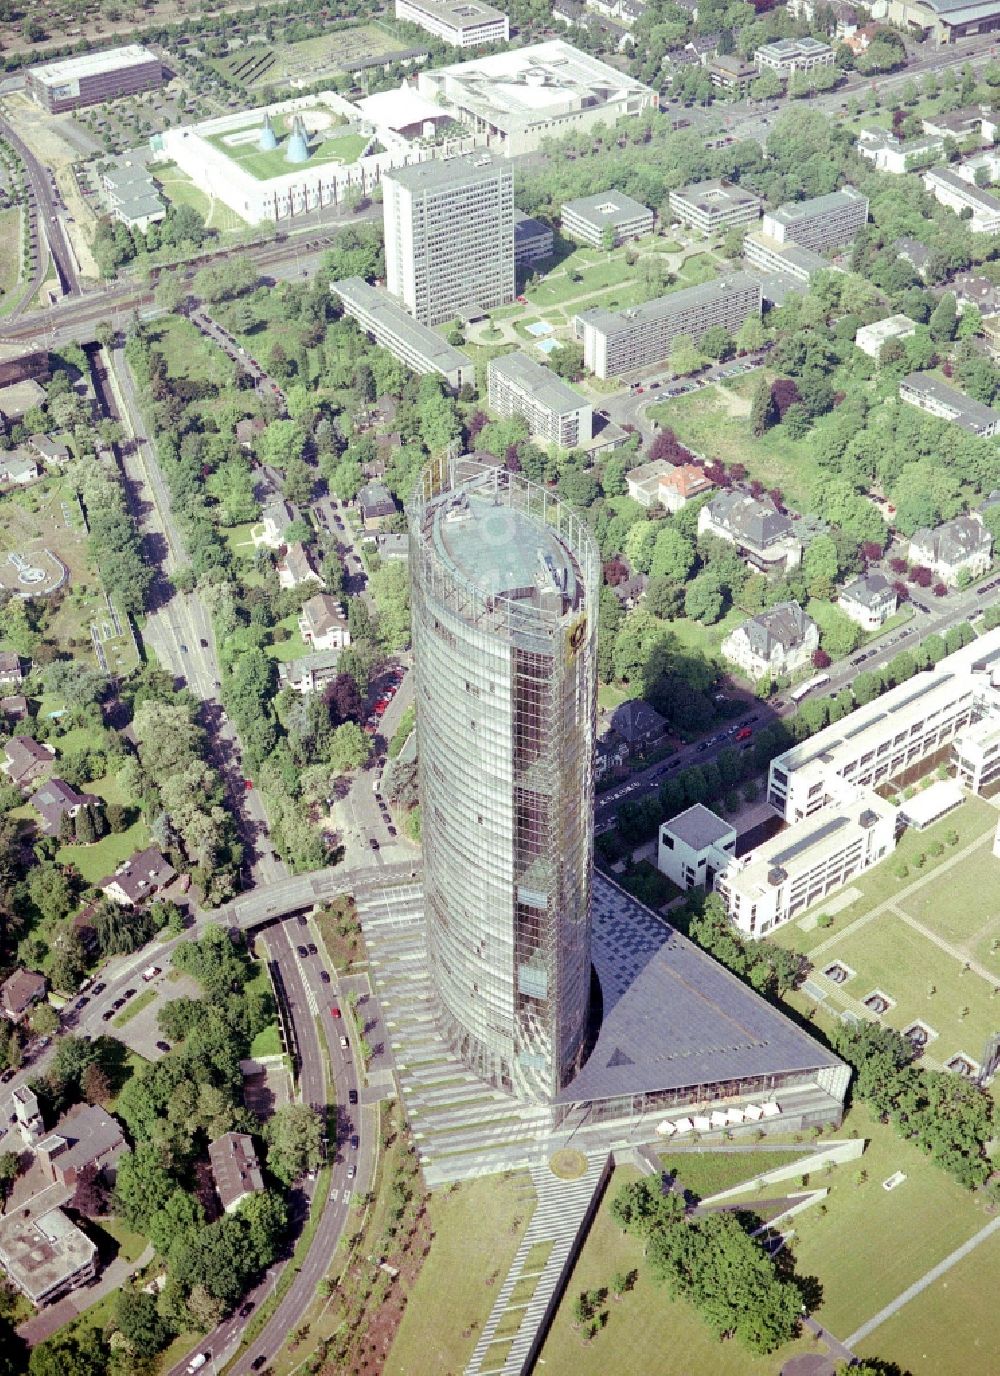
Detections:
[749, 375, 776, 437]
[328, 722, 371, 774]
[115, 1290, 173, 1358]
[264, 1104, 325, 1185]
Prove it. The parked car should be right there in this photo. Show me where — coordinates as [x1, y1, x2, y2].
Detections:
[155, 1040, 171, 1053]
[319, 970, 331, 984]
[348, 1089, 358, 1105]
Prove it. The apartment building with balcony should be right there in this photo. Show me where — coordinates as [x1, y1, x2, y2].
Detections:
[577, 274, 761, 379]
[486, 351, 593, 449]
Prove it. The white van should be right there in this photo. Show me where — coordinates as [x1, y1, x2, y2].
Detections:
[141, 965, 161, 983]
[186, 1355, 207, 1373]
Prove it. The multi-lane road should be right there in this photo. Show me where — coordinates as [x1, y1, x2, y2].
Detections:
[595, 577, 995, 830]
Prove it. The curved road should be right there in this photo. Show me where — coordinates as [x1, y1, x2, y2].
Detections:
[0, 113, 78, 305]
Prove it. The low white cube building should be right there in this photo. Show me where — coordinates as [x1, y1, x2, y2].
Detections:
[658, 804, 737, 891]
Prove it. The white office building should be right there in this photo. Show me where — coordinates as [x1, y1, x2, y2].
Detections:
[762, 188, 868, 253]
[715, 792, 897, 937]
[924, 167, 1000, 234]
[417, 41, 657, 156]
[332, 277, 475, 391]
[396, 0, 509, 47]
[953, 711, 1000, 794]
[669, 179, 762, 235]
[657, 804, 737, 891]
[577, 274, 761, 380]
[854, 314, 918, 359]
[560, 191, 653, 248]
[754, 37, 835, 74]
[487, 352, 592, 449]
[899, 372, 1000, 437]
[383, 153, 514, 326]
[768, 628, 1000, 823]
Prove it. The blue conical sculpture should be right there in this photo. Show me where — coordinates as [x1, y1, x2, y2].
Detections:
[285, 114, 309, 164]
[258, 111, 277, 152]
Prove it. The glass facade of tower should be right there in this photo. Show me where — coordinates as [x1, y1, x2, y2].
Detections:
[409, 458, 598, 1102]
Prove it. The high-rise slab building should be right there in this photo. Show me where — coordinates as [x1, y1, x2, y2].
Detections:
[408, 459, 598, 1101]
[383, 154, 514, 326]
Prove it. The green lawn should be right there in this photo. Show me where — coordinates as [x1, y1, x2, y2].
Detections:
[598, 683, 631, 711]
[94, 1216, 148, 1264]
[205, 124, 366, 182]
[658, 1148, 808, 1200]
[223, 521, 261, 560]
[648, 373, 823, 510]
[386, 1172, 537, 1376]
[855, 1226, 1000, 1372]
[113, 986, 158, 1027]
[154, 163, 245, 234]
[266, 616, 309, 663]
[732, 1106, 993, 1341]
[0, 205, 21, 304]
[56, 814, 150, 884]
[537, 1165, 817, 1376]
[146, 316, 234, 388]
[249, 1023, 283, 1057]
[771, 799, 1000, 1066]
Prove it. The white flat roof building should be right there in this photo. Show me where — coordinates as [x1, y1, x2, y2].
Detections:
[487, 351, 592, 449]
[855, 314, 918, 359]
[762, 188, 868, 253]
[669, 179, 763, 235]
[924, 167, 1000, 234]
[577, 273, 761, 380]
[332, 277, 475, 391]
[158, 93, 400, 225]
[560, 191, 653, 248]
[383, 152, 514, 325]
[953, 712, 1000, 795]
[744, 232, 829, 284]
[657, 804, 737, 891]
[396, 0, 509, 46]
[897, 778, 966, 830]
[417, 41, 657, 156]
[716, 791, 897, 937]
[899, 372, 1000, 436]
[754, 36, 835, 73]
[768, 628, 1000, 823]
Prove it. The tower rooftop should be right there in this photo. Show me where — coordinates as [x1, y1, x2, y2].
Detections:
[429, 488, 580, 610]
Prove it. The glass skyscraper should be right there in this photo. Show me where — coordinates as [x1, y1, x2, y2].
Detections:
[409, 458, 599, 1102]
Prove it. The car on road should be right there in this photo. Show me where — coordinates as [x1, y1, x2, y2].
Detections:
[251, 1357, 268, 1372]
[200, 638, 208, 647]
[348, 1089, 358, 1105]
[319, 970, 331, 984]
[239, 1301, 255, 1318]
[180, 643, 188, 653]
[347, 1164, 356, 1180]
[350, 1134, 359, 1150]
[308, 943, 317, 956]
[331, 1006, 341, 1018]
[369, 837, 379, 851]
[187, 1354, 208, 1373]
[340, 1036, 349, 1049]
[387, 824, 397, 837]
